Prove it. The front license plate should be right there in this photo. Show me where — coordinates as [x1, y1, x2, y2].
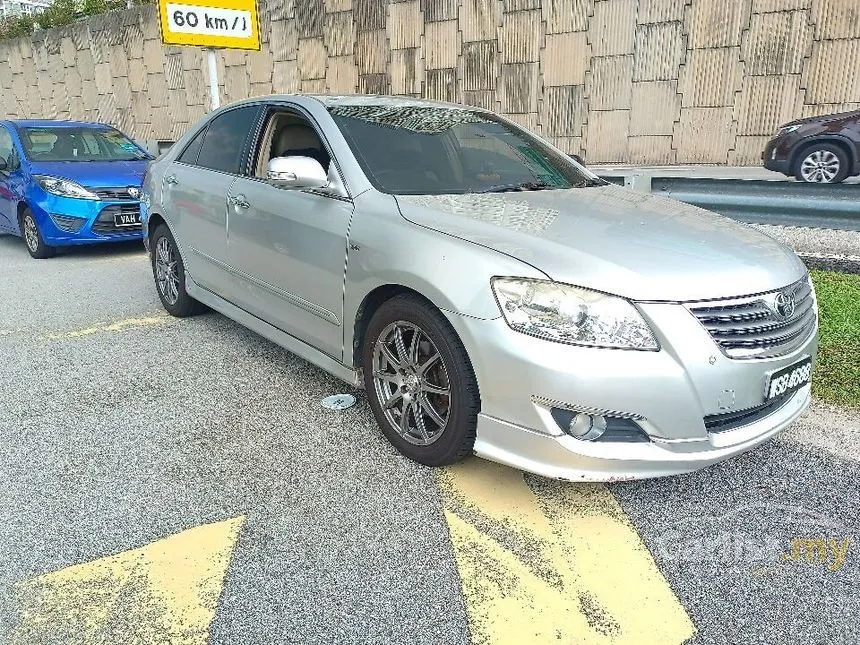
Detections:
[114, 212, 141, 227]
[764, 357, 812, 400]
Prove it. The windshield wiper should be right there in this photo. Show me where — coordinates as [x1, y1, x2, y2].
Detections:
[573, 178, 606, 188]
[479, 181, 554, 193]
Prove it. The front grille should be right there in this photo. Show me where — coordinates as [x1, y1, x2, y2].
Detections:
[92, 204, 142, 235]
[93, 187, 138, 201]
[704, 393, 793, 433]
[688, 277, 816, 359]
[50, 213, 86, 233]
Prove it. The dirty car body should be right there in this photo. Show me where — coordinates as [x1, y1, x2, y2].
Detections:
[141, 95, 818, 481]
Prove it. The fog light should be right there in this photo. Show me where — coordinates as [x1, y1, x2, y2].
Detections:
[567, 413, 607, 441]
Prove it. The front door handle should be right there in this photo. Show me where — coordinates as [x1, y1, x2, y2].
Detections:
[165, 174, 179, 186]
[229, 194, 250, 209]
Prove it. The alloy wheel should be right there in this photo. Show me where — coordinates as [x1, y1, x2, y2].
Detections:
[800, 150, 840, 183]
[155, 236, 180, 305]
[23, 216, 39, 252]
[371, 321, 451, 446]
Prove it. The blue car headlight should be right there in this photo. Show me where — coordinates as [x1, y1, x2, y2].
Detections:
[34, 175, 99, 200]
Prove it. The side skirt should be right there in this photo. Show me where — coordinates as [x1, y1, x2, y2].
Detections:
[185, 274, 362, 389]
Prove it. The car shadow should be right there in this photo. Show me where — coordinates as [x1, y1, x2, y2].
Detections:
[0, 233, 145, 260]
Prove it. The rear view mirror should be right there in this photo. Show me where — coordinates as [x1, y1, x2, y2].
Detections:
[267, 156, 329, 190]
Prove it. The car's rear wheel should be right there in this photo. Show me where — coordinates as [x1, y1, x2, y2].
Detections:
[362, 294, 479, 466]
[20, 209, 55, 259]
[795, 144, 850, 183]
[150, 223, 206, 317]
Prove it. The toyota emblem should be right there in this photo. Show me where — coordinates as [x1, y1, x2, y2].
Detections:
[773, 291, 796, 319]
[127, 186, 141, 199]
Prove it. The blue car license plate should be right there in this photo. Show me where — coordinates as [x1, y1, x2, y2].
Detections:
[115, 212, 141, 227]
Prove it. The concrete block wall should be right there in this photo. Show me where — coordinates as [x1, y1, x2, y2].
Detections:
[1, 0, 859, 165]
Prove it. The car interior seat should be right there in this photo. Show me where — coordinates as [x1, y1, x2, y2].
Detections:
[50, 134, 78, 159]
[272, 124, 330, 170]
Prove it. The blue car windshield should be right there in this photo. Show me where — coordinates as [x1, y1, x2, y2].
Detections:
[18, 126, 150, 162]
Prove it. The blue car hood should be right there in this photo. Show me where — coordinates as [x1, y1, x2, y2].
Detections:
[28, 160, 148, 189]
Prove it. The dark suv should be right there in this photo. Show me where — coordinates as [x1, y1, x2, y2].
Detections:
[763, 109, 860, 183]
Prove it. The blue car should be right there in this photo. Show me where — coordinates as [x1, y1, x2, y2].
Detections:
[0, 119, 153, 259]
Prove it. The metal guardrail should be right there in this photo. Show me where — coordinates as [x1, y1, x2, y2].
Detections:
[597, 174, 860, 232]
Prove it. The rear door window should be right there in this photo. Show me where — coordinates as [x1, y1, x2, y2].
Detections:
[196, 106, 261, 174]
[0, 127, 14, 169]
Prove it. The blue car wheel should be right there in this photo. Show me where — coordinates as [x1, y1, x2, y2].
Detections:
[21, 208, 55, 259]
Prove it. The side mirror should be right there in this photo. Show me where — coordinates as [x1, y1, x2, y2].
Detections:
[266, 156, 328, 190]
[569, 154, 584, 165]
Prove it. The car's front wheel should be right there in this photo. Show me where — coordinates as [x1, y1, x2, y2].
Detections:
[362, 294, 479, 466]
[20, 208, 55, 259]
[150, 223, 206, 317]
[795, 144, 850, 183]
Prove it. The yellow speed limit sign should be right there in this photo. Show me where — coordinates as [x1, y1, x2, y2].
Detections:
[158, 0, 261, 50]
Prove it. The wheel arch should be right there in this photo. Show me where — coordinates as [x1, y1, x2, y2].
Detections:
[790, 136, 856, 174]
[146, 211, 167, 240]
[16, 200, 32, 230]
[351, 283, 436, 369]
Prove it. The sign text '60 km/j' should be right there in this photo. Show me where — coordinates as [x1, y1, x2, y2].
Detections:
[157, 0, 260, 50]
[166, 4, 251, 37]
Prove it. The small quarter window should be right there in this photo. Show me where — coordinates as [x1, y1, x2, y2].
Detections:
[177, 128, 206, 165]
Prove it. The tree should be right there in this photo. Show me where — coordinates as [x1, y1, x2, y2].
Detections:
[34, 0, 79, 30]
[0, 13, 35, 39]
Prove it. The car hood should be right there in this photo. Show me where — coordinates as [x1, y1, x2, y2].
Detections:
[783, 109, 860, 128]
[27, 160, 148, 189]
[394, 186, 807, 302]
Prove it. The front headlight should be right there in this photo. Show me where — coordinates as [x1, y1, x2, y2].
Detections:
[34, 175, 99, 200]
[491, 278, 659, 350]
[776, 124, 801, 136]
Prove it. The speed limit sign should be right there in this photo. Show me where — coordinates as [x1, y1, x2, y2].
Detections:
[157, 0, 260, 50]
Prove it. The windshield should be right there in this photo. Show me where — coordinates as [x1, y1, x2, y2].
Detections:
[18, 126, 150, 162]
[328, 105, 597, 195]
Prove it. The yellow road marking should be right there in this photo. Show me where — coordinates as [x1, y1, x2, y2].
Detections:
[439, 460, 695, 645]
[12, 516, 244, 644]
[45, 314, 171, 340]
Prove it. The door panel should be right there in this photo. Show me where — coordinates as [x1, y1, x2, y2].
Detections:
[162, 162, 236, 299]
[225, 178, 353, 359]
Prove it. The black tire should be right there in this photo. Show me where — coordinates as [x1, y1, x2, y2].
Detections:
[794, 143, 850, 184]
[20, 208, 55, 259]
[150, 223, 206, 317]
[362, 294, 479, 467]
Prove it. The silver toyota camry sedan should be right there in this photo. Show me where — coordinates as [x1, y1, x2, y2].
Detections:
[140, 95, 818, 481]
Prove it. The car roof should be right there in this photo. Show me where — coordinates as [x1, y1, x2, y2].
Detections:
[308, 94, 474, 110]
[223, 93, 483, 112]
[6, 119, 112, 129]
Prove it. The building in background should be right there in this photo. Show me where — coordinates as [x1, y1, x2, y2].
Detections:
[0, 0, 51, 18]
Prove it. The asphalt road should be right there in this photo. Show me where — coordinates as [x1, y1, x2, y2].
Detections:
[0, 234, 857, 644]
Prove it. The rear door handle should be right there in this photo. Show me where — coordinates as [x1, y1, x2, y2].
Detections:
[229, 194, 250, 209]
[165, 174, 179, 185]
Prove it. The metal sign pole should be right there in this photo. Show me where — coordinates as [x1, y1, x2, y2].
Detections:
[206, 48, 220, 111]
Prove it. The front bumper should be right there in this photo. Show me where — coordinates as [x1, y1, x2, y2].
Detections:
[444, 302, 818, 482]
[762, 136, 792, 175]
[30, 192, 144, 246]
